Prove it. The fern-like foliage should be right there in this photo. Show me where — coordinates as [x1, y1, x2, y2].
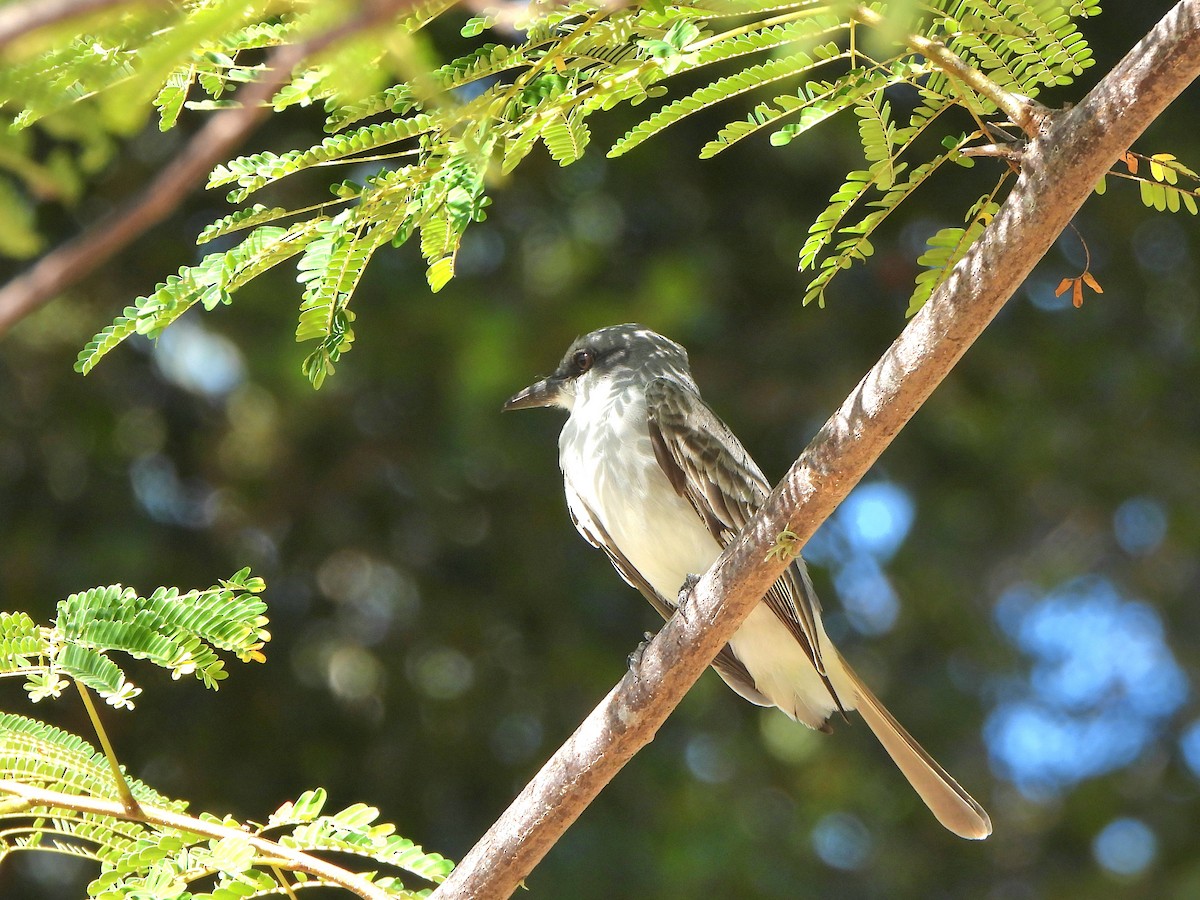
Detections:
[907, 187, 1005, 315]
[0, 713, 453, 897]
[81, 786, 453, 899]
[0, 567, 268, 709]
[0, 571, 453, 896]
[268, 788, 453, 886]
[75, 220, 326, 375]
[12, 0, 1176, 385]
[0, 711, 185, 862]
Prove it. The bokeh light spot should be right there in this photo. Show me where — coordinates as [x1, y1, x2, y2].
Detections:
[839, 481, 914, 560]
[153, 319, 245, 398]
[759, 710, 820, 765]
[1025, 275, 1073, 312]
[317, 548, 420, 641]
[490, 712, 545, 765]
[1113, 496, 1168, 556]
[1093, 818, 1157, 877]
[128, 454, 216, 528]
[684, 732, 736, 784]
[833, 558, 899, 636]
[1177, 719, 1200, 779]
[806, 480, 914, 637]
[407, 646, 475, 700]
[327, 644, 384, 703]
[811, 812, 872, 871]
[1132, 218, 1189, 274]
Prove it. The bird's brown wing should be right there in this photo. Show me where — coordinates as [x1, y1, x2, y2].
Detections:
[644, 377, 841, 704]
[645, 381, 993, 837]
[565, 481, 771, 706]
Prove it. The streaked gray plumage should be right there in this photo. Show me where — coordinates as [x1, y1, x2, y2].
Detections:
[505, 323, 990, 839]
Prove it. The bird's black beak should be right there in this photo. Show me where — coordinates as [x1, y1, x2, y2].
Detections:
[503, 376, 562, 411]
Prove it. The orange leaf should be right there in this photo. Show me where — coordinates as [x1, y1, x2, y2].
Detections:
[1122, 151, 1139, 175]
[1072, 279, 1084, 308]
[1081, 271, 1103, 294]
[1055, 278, 1074, 297]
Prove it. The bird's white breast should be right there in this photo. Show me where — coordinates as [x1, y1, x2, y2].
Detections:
[558, 376, 719, 602]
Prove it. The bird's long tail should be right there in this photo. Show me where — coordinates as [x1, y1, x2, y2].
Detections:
[841, 656, 992, 840]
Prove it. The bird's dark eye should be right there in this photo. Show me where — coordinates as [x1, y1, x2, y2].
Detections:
[572, 349, 595, 374]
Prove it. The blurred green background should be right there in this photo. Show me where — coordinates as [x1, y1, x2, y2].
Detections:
[4, 2, 1200, 897]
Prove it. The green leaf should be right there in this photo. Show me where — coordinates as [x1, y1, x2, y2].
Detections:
[17, 0, 1106, 389]
[0, 710, 182, 814]
[542, 112, 591, 165]
[26, 570, 274, 705]
[611, 50, 829, 158]
[855, 93, 896, 190]
[209, 116, 439, 200]
[197, 205, 293, 244]
[76, 221, 324, 374]
[906, 193, 1002, 315]
[152, 64, 195, 131]
[427, 254, 456, 292]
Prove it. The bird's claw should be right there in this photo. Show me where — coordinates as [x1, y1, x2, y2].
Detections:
[676, 574, 701, 621]
[627, 631, 656, 670]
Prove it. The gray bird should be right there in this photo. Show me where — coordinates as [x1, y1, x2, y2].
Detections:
[505, 323, 991, 839]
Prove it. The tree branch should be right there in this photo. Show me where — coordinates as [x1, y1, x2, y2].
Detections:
[432, 3, 1200, 898]
[0, 780, 392, 900]
[0, 0, 146, 49]
[0, 0, 420, 337]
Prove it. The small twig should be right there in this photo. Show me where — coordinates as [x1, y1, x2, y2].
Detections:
[1054, 222, 1103, 308]
[271, 864, 301, 900]
[961, 143, 1025, 160]
[0, 0, 420, 337]
[75, 681, 142, 819]
[0, 780, 392, 900]
[1104, 167, 1200, 198]
[961, 123, 1028, 165]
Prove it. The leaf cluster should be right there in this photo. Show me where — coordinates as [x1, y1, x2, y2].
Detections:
[0, 569, 453, 897]
[0, 711, 187, 868]
[4, 0, 1167, 384]
[2, 567, 270, 708]
[1095, 150, 1200, 216]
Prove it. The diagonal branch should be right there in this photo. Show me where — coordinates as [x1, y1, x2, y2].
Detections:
[432, 2, 1200, 898]
[0, 0, 422, 337]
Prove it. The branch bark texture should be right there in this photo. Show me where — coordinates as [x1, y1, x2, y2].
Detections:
[433, 3, 1200, 898]
[0, 0, 416, 337]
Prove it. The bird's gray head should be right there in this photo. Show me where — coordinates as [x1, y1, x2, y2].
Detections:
[503, 323, 694, 412]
